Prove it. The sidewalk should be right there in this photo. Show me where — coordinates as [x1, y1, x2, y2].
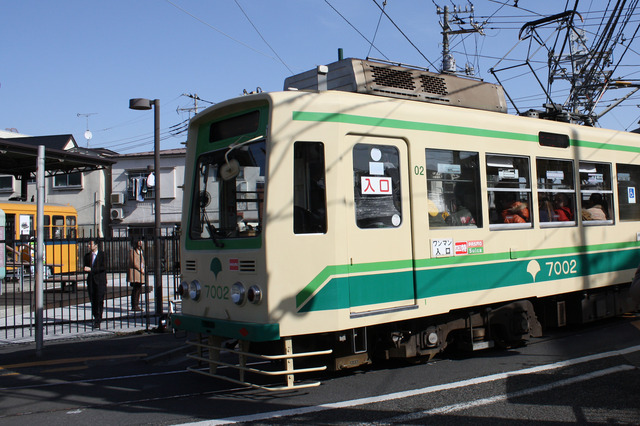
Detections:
[0, 323, 188, 372]
[0, 273, 177, 345]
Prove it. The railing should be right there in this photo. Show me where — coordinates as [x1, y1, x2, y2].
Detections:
[0, 233, 181, 343]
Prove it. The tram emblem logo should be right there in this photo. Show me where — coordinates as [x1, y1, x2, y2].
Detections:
[527, 260, 541, 282]
[210, 257, 222, 279]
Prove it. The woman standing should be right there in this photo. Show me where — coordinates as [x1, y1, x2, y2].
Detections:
[128, 238, 146, 311]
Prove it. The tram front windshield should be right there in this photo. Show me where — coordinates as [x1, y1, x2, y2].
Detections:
[190, 140, 266, 241]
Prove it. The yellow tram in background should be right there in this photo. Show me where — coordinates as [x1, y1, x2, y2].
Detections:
[171, 58, 640, 390]
[0, 201, 78, 277]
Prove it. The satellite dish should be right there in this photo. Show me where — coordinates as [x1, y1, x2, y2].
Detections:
[84, 130, 93, 140]
[220, 159, 240, 181]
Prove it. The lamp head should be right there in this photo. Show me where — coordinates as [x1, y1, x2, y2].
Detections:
[129, 98, 152, 110]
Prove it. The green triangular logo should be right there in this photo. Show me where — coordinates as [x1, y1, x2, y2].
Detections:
[210, 257, 222, 279]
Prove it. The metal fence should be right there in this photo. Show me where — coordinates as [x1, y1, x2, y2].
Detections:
[0, 233, 181, 343]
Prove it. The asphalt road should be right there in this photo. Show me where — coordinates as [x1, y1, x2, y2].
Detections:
[1, 314, 639, 425]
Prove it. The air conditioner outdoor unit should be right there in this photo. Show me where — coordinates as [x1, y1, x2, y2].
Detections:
[110, 208, 124, 220]
[111, 193, 125, 205]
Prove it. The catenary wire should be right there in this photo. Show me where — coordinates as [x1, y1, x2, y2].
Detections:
[324, 0, 390, 60]
[234, 0, 294, 74]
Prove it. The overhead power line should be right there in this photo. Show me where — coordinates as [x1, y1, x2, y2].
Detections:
[234, 0, 294, 74]
[371, 0, 438, 70]
[324, 0, 390, 60]
[165, 0, 280, 63]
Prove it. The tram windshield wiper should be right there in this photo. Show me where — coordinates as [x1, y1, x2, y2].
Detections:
[201, 206, 224, 248]
[198, 163, 224, 248]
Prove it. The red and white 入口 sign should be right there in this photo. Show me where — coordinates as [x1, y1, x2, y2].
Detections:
[361, 176, 392, 195]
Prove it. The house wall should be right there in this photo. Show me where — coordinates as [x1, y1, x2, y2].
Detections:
[0, 146, 185, 239]
[109, 150, 185, 238]
[0, 169, 109, 238]
[48, 169, 108, 237]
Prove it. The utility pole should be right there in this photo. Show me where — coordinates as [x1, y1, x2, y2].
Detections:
[177, 93, 213, 117]
[435, 2, 484, 75]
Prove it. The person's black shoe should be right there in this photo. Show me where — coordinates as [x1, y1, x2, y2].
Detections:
[93, 321, 101, 329]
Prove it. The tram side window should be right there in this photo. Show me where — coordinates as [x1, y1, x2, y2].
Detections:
[536, 158, 576, 226]
[43, 215, 51, 239]
[66, 216, 77, 238]
[353, 144, 402, 228]
[52, 215, 65, 239]
[426, 149, 481, 228]
[579, 162, 614, 224]
[487, 154, 532, 228]
[18, 214, 34, 240]
[616, 163, 640, 221]
[293, 142, 327, 234]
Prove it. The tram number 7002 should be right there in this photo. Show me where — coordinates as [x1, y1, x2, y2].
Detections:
[545, 260, 577, 277]
[205, 285, 230, 300]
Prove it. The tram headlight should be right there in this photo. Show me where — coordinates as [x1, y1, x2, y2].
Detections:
[247, 285, 262, 304]
[178, 281, 189, 298]
[189, 280, 201, 301]
[230, 282, 246, 305]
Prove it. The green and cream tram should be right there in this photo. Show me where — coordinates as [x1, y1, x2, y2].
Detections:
[171, 58, 640, 390]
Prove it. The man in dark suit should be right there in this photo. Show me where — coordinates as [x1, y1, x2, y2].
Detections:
[83, 238, 107, 328]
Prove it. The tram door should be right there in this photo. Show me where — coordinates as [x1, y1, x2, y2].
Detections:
[346, 136, 416, 314]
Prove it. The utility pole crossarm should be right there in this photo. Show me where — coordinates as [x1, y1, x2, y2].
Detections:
[435, 2, 484, 75]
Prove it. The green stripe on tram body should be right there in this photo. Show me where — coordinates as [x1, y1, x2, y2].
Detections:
[292, 111, 640, 154]
[292, 111, 537, 143]
[297, 245, 640, 313]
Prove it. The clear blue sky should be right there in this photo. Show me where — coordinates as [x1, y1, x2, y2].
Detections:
[2, 1, 639, 154]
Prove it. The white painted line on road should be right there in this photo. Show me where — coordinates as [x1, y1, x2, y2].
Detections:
[181, 343, 640, 426]
[378, 364, 636, 424]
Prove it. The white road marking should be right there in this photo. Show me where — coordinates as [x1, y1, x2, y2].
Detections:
[179, 344, 640, 425]
[377, 364, 635, 424]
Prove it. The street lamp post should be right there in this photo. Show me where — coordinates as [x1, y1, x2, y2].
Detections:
[129, 98, 163, 317]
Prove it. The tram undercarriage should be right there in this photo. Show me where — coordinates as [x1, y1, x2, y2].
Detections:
[182, 285, 637, 391]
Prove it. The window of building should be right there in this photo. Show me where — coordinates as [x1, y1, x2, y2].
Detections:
[616, 163, 640, 221]
[353, 144, 402, 228]
[294, 142, 327, 234]
[0, 175, 13, 192]
[487, 154, 532, 229]
[426, 149, 481, 228]
[127, 171, 155, 201]
[53, 172, 82, 189]
[536, 158, 576, 227]
[580, 162, 614, 224]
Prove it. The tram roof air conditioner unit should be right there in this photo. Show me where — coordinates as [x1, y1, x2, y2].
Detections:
[110, 208, 124, 220]
[283, 58, 508, 114]
[111, 192, 125, 205]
